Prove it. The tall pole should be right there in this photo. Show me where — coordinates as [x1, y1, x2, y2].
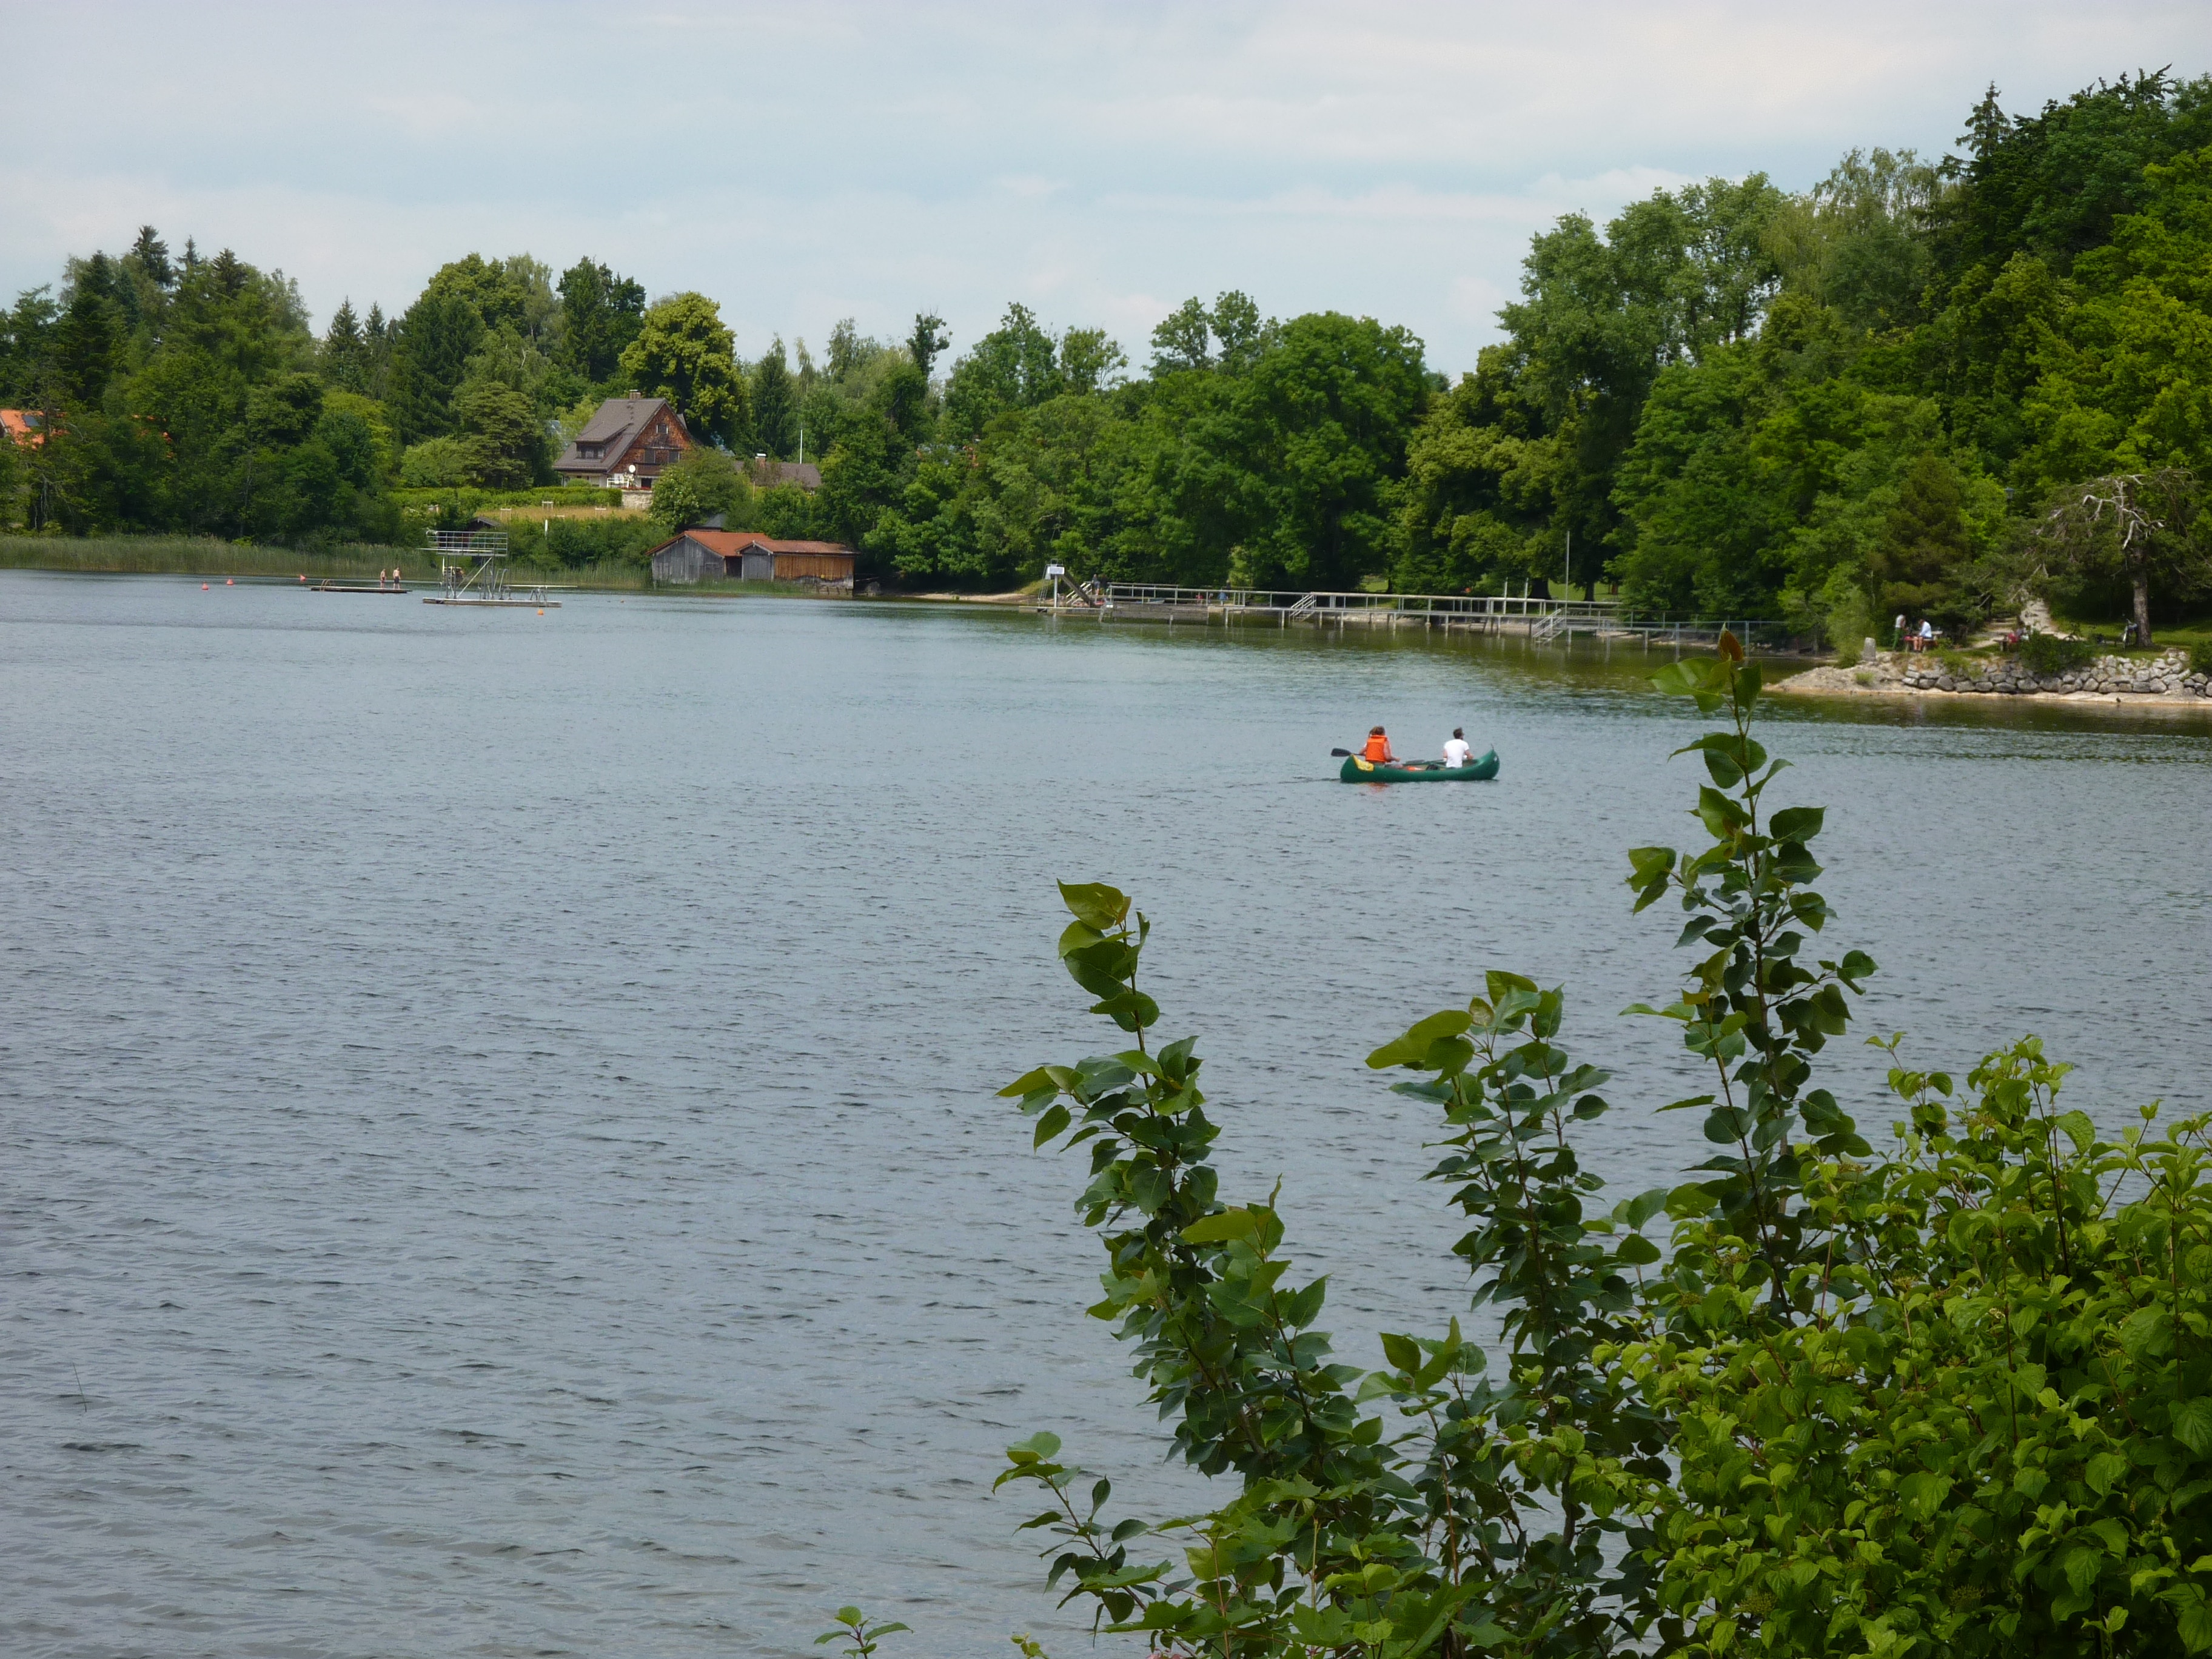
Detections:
[1564, 528, 1571, 600]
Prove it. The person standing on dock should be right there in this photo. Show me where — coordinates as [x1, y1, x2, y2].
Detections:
[1443, 729, 1472, 768]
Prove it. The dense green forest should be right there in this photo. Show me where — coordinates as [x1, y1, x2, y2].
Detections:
[4, 71, 2210, 633]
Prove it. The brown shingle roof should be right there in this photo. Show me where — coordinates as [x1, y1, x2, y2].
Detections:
[554, 397, 686, 475]
[748, 458, 823, 492]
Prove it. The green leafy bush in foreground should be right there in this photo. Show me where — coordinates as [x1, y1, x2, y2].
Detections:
[991, 638, 2212, 1658]
[2019, 632, 2097, 676]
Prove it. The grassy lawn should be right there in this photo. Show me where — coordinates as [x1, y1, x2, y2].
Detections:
[2046, 600, 2212, 657]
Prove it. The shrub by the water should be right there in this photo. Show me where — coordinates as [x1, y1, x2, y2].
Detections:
[984, 639, 2212, 1659]
[2019, 632, 2096, 676]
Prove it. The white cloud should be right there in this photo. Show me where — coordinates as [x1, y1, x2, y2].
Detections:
[4, 0, 2206, 370]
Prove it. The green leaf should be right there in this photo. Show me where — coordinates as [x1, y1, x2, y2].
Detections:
[1056, 919, 1105, 959]
[1033, 1103, 1071, 1147]
[1064, 938, 1138, 997]
[2173, 1396, 2212, 1455]
[1088, 990, 1159, 1032]
[1005, 1431, 1062, 1463]
[1770, 805, 1825, 842]
[999, 1066, 1057, 1099]
[1366, 1009, 1473, 1070]
[2086, 1452, 2130, 1495]
[1899, 1470, 1952, 1521]
[1652, 659, 1726, 712]
[1057, 880, 1130, 932]
[2179, 1594, 2212, 1656]
[1695, 784, 1748, 839]
[1381, 1331, 1421, 1373]
[1666, 1183, 1718, 1218]
[1182, 1208, 1264, 1245]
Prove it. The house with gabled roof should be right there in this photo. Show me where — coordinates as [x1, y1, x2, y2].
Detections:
[1, 409, 47, 448]
[553, 397, 692, 488]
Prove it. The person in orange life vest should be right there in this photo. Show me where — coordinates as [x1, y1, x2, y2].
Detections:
[1362, 726, 1396, 764]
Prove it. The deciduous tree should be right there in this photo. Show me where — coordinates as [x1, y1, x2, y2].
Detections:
[619, 292, 748, 448]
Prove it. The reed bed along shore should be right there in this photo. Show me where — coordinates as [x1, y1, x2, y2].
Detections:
[1, 536, 418, 580]
[0, 538, 757, 594]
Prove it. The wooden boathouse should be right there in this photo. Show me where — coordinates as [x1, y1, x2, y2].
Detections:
[646, 531, 857, 591]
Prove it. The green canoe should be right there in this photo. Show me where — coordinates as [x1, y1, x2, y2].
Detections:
[1340, 749, 1499, 783]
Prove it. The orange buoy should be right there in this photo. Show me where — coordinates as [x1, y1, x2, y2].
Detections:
[225, 578, 233, 586]
[201, 583, 209, 591]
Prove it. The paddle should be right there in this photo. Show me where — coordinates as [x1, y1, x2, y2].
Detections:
[1330, 747, 1353, 757]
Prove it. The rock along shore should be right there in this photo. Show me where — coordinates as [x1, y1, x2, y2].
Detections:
[1778, 648, 2212, 709]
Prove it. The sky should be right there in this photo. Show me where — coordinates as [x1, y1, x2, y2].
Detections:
[5, 1, 2207, 376]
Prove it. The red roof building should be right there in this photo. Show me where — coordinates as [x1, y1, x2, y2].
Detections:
[647, 530, 856, 589]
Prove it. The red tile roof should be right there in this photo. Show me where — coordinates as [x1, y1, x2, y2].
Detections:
[647, 531, 854, 558]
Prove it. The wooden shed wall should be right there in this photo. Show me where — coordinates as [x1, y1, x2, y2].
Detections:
[651, 538, 721, 584]
[771, 552, 856, 581]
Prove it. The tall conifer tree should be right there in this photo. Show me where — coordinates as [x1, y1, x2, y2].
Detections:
[323, 298, 365, 391]
[751, 337, 797, 458]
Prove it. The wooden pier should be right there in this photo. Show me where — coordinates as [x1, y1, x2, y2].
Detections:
[1035, 583, 1814, 655]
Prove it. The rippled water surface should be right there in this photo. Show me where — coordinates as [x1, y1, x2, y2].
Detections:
[5, 572, 2210, 1658]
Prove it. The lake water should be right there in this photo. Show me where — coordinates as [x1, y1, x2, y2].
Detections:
[5, 571, 2209, 1659]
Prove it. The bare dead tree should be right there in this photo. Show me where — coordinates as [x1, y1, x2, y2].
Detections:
[2038, 469, 2204, 647]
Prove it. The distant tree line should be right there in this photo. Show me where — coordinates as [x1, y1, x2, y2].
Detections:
[3, 70, 2210, 628]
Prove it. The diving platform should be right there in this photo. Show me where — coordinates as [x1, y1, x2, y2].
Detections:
[422, 528, 563, 608]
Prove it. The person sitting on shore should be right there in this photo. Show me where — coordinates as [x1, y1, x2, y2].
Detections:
[1443, 728, 1473, 768]
[1362, 726, 1396, 765]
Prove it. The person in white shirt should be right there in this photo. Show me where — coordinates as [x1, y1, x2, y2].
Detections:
[1443, 728, 1473, 769]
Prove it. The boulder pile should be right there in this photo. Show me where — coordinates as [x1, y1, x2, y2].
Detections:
[1898, 648, 2208, 698]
